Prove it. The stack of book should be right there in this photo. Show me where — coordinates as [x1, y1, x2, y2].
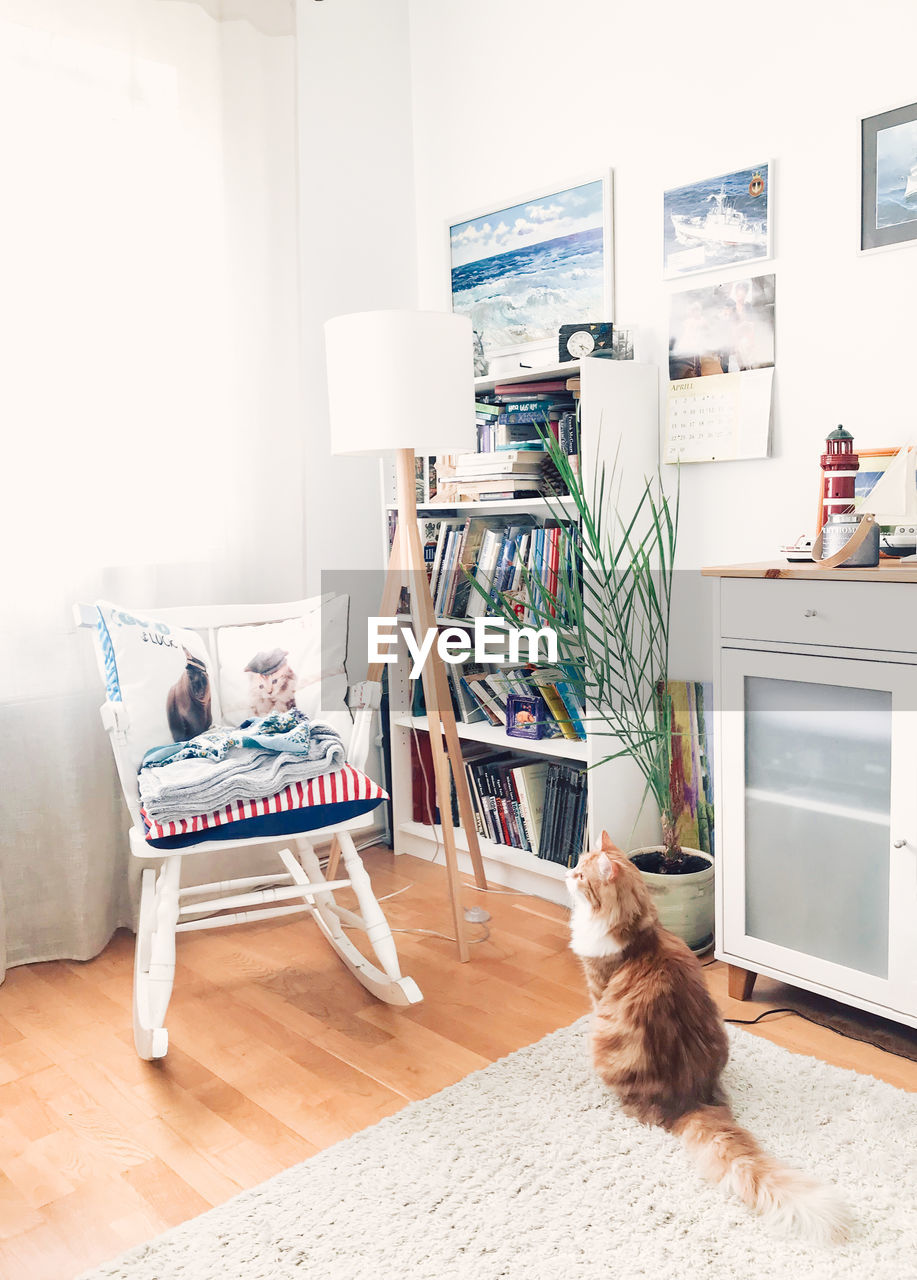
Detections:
[445, 659, 587, 743]
[424, 514, 577, 624]
[539, 761, 589, 866]
[476, 380, 576, 453]
[465, 752, 550, 854]
[436, 450, 547, 502]
[409, 738, 588, 866]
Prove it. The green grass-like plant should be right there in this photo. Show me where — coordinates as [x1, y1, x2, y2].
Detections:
[467, 421, 685, 864]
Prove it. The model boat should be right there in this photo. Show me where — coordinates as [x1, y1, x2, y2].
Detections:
[671, 187, 767, 250]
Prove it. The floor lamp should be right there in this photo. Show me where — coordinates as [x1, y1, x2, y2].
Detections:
[324, 310, 488, 961]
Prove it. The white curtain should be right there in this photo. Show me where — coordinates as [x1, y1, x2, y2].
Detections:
[0, 0, 301, 980]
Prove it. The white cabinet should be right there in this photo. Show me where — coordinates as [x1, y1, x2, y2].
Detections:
[708, 567, 917, 1028]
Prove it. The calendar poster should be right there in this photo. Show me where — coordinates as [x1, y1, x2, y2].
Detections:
[664, 368, 773, 463]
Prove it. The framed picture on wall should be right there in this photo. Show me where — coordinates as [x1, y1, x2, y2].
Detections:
[448, 173, 613, 377]
[663, 163, 772, 279]
[861, 101, 917, 253]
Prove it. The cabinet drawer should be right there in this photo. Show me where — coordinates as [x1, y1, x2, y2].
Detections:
[720, 578, 913, 651]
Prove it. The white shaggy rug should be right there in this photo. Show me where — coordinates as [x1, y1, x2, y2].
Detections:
[79, 1020, 917, 1280]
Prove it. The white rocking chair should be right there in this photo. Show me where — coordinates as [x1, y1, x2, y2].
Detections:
[75, 598, 422, 1061]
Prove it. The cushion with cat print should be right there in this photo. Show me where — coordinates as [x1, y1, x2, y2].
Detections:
[216, 594, 350, 739]
[94, 601, 218, 775]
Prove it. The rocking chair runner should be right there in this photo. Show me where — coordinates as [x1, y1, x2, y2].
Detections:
[75, 597, 422, 1062]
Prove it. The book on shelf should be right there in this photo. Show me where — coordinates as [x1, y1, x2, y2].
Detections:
[437, 450, 554, 501]
[538, 761, 588, 866]
[414, 455, 438, 504]
[461, 670, 505, 725]
[449, 516, 507, 618]
[497, 407, 572, 425]
[527, 666, 586, 741]
[449, 474, 545, 489]
[410, 734, 492, 827]
[411, 740, 587, 866]
[451, 451, 545, 472]
[425, 513, 580, 629]
[465, 378, 581, 478]
[492, 379, 570, 394]
[431, 655, 585, 742]
[498, 396, 564, 412]
[465, 751, 553, 854]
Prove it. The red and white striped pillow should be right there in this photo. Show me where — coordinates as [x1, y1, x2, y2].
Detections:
[140, 762, 386, 843]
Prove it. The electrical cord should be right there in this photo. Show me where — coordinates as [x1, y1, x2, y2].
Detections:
[389, 923, 491, 945]
[722, 1004, 916, 1060]
[339, 917, 490, 946]
[695, 960, 915, 1061]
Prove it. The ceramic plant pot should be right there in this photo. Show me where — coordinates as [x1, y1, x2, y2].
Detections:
[628, 846, 714, 954]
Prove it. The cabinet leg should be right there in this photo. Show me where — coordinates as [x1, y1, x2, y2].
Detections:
[727, 964, 757, 1001]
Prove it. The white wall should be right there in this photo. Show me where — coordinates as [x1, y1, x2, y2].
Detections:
[297, 0, 419, 724]
[406, 0, 917, 673]
[297, 0, 417, 601]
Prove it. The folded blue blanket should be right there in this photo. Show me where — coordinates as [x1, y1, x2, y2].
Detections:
[138, 709, 348, 825]
[141, 708, 318, 769]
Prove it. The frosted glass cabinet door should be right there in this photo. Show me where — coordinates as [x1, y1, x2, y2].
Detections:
[744, 676, 890, 976]
[720, 649, 917, 1014]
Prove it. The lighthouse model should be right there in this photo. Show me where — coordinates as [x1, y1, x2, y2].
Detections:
[814, 424, 880, 567]
[820, 424, 859, 527]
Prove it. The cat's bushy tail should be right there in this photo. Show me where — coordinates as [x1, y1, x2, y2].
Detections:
[672, 1104, 850, 1244]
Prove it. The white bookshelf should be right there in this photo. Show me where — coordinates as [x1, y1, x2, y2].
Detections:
[385, 495, 574, 514]
[382, 359, 662, 905]
[392, 713, 589, 762]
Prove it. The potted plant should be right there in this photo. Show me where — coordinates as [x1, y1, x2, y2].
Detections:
[470, 425, 714, 952]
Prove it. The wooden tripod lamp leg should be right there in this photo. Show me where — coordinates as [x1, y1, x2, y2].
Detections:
[428, 648, 488, 890]
[386, 459, 486, 889]
[391, 447, 497, 959]
[369, 488, 473, 961]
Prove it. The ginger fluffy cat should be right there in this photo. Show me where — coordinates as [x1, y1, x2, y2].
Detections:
[567, 833, 849, 1244]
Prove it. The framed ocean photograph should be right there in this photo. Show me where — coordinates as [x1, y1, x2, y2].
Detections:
[663, 163, 772, 279]
[449, 174, 613, 376]
[861, 101, 917, 253]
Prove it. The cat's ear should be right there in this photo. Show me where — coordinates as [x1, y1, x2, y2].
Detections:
[596, 851, 618, 882]
[600, 830, 623, 855]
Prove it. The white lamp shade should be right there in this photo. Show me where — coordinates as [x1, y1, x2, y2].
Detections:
[325, 310, 475, 455]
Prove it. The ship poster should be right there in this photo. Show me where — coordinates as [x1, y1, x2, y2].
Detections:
[862, 101, 917, 253]
[664, 163, 771, 279]
[450, 175, 613, 371]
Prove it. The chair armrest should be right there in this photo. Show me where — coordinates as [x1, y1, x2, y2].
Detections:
[100, 700, 130, 737]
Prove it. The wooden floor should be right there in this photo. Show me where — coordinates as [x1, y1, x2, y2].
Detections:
[1, 847, 915, 1279]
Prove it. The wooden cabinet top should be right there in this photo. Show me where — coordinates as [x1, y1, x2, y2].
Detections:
[701, 561, 917, 583]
